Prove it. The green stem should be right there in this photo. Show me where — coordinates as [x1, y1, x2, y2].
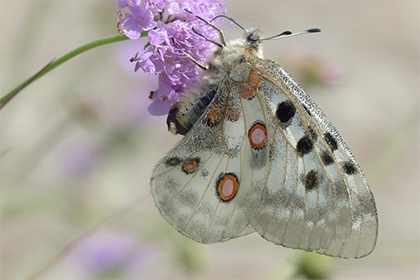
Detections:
[0, 35, 130, 110]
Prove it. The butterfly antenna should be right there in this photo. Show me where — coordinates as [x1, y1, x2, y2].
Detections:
[262, 28, 321, 41]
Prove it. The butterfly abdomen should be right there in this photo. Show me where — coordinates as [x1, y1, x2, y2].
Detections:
[167, 86, 218, 135]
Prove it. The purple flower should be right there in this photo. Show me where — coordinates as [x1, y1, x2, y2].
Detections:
[58, 135, 101, 177]
[118, 0, 227, 116]
[118, 4, 156, 39]
[69, 230, 136, 275]
[123, 245, 161, 276]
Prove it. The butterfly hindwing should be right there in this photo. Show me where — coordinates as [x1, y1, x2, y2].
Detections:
[151, 82, 259, 243]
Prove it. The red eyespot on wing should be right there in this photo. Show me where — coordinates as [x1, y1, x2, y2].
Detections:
[216, 173, 239, 202]
[248, 122, 267, 150]
[182, 158, 200, 174]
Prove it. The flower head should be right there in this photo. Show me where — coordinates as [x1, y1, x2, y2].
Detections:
[118, 0, 227, 115]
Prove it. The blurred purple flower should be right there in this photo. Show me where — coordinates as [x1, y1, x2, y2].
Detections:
[118, 0, 227, 116]
[123, 245, 161, 276]
[59, 135, 101, 177]
[70, 230, 136, 275]
[68, 230, 162, 278]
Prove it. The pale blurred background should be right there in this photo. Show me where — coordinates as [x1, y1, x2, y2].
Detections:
[1, 1, 419, 279]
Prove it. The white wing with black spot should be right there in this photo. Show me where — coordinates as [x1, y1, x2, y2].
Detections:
[248, 58, 378, 258]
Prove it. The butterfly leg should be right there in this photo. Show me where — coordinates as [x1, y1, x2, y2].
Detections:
[192, 28, 224, 48]
[171, 38, 209, 70]
[171, 11, 230, 70]
[184, 9, 227, 46]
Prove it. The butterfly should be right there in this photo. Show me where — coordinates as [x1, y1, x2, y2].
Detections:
[150, 17, 378, 259]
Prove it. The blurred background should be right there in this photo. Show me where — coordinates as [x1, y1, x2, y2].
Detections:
[1, 1, 419, 279]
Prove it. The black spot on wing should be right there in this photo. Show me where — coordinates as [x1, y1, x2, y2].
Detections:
[304, 170, 318, 191]
[341, 160, 358, 175]
[165, 157, 182, 166]
[307, 126, 317, 141]
[321, 151, 334, 166]
[296, 135, 313, 156]
[276, 100, 296, 123]
[324, 132, 338, 152]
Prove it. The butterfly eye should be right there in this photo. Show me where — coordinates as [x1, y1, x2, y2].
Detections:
[247, 34, 259, 42]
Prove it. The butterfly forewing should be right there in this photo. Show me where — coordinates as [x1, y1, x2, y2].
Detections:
[248, 57, 377, 258]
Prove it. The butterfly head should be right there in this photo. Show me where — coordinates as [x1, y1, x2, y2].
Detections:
[241, 28, 264, 58]
[245, 28, 262, 45]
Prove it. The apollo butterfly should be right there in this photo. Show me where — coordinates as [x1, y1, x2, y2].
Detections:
[150, 16, 378, 258]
